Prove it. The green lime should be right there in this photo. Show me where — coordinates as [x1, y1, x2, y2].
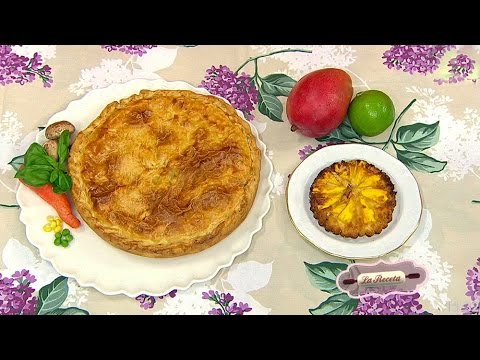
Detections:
[348, 90, 395, 137]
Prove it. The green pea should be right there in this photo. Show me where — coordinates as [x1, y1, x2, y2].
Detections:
[62, 229, 70, 236]
[66, 234, 74, 242]
[55, 232, 62, 239]
[61, 240, 69, 247]
[54, 238, 61, 246]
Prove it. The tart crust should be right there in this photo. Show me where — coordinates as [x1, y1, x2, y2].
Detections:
[309, 160, 396, 238]
[69, 90, 261, 257]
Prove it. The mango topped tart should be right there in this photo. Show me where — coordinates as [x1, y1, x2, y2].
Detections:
[69, 90, 261, 258]
[309, 160, 396, 238]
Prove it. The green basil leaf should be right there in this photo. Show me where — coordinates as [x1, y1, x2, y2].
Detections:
[19, 170, 51, 186]
[394, 147, 447, 173]
[37, 276, 69, 315]
[8, 155, 25, 171]
[309, 293, 359, 315]
[15, 167, 51, 187]
[304, 261, 348, 294]
[52, 183, 63, 194]
[24, 143, 47, 164]
[395, 121, 440, 151]
[59, 172, 72, 190]
[258, 89, 283, 122]
[28, 164, 55, 172]
[53, 172, 72, 193]
[50, 169, 60, 183]
[58, 130, 70, 165]
[25, 154, 53, 167]
[14, 167, 28, 179]
[260, 73, 297, 97]
[45, 155, 59, 168]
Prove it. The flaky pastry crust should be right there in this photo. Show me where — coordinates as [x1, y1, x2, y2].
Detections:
[309, 160, 396, 238]
[69, 90, 261, 257]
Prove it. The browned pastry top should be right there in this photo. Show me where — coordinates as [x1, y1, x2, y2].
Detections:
[69, 90, 261, 257]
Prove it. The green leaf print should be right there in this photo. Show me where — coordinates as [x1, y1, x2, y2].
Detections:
[260, 73, 297, 97]
[304, 261, 347, 294]
[36, 276, 69, 315]
[395, 121, 440, 151]
[309, 293, 358, 315]
[258, 89, 283, 122]
[45, 307, 89, 315]
[317, 119, 363, 143]
[8, 154, 25, 171]
[394, 147, 447, 173]
[0, 204, 20, 208]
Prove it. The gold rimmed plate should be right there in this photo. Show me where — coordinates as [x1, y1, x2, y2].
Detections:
[286, 143, 422, 259]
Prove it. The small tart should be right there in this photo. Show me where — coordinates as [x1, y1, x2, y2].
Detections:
[309, 160, 396, 238]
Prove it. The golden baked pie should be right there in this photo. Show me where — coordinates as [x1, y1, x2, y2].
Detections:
[309, 160, 396, 238]
[69, 90, 261, 258]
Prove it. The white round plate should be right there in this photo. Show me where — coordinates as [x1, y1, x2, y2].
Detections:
[16, 78, 274, 297]
[286, 143, 422, 259]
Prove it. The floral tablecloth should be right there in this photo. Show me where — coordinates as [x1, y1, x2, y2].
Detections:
[0, 45, 479, 315]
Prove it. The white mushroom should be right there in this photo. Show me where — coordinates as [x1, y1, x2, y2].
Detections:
[43, 140, 59, 160]
[45, 121, 75, 140]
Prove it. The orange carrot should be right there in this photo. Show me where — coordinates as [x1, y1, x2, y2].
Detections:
[20, 180, 81, 228]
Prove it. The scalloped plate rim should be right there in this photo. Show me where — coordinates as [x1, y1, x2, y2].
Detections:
[16, 78, 274, 297]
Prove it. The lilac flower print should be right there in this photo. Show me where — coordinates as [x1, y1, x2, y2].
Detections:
[383, 45, 479, 85]
[0, 269, 38, 315]
[434, 54, 476, 85]
[159, 289, 177, 299]
[136, 294, 157, 310]
[465, 258, 480, 301]
[461, 258, 480, 315]
[101, 45, 157, 57]
[199, 65, 259, 121]
[352, 293, 423, 315]
[231, 302, 252, 314]
[202, 290, 252, 315]
[299, 145, 318, 161]
[208, 308, 223, 315]
[12, 269, 36, 284]
[0, 46, 53, 87]
[461, 301, 479, 315]
[298, 142, 341, 161]
[136, 289, 178, 310]
[202, 289, 216, 300]
[382, 45, 456, 75]
[27, 52, 53, 87]
[220, 292, 234, 303]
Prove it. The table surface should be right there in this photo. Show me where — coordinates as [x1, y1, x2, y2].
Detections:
[0, 45, 479, 315]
